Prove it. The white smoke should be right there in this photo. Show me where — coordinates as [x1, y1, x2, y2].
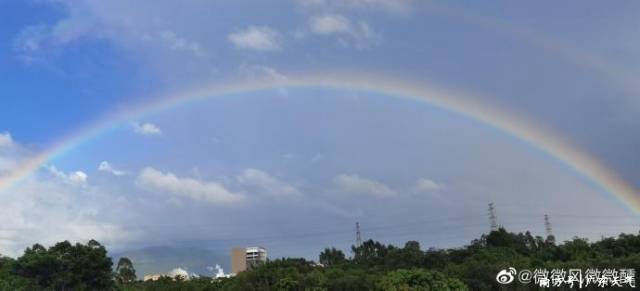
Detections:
[207, 264, 229, 278]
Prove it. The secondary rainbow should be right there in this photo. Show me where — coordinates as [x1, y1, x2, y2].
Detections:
[1, 72, 638, 213]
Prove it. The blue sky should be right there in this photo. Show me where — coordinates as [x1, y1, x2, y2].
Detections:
[2, 0, 640, 273]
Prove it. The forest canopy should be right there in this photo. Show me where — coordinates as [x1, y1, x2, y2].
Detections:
[1, 228, 639, 290]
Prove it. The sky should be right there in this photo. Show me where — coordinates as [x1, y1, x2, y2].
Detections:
[1, 0, 640, 269]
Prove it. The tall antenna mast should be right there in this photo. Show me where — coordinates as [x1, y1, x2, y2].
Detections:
[488, 203, 498, 231]
[544, 214, 552, 237]
[544, 214, 555, 243]
[356, 222, 362, 247]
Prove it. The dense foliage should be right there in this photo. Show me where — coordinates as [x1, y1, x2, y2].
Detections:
[0, 240, 113, 290]
[1, 228, 640, 290]
[115, 257, 137, 284]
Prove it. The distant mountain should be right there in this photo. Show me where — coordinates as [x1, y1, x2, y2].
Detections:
[111, 246, 230, 278]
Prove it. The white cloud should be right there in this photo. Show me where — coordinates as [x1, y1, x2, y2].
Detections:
[228, 26, 281, 51]
[261, 66, 288, 83]
[46, 165, 88, 187]
[0, 157, 18, 173]
[132, 122, 162, 136]
[0, 137, 133, 256]
[70, 172, 88, 185]
[11, 1, 221, 79]
[311, 14, 352, 35]
[237, 168, 301, 197]
[0, 132, 15, 147]
[13, 25, 48, 53]
[159, 30, 205, 57]
[334, 174, 397, 197]
[0, 132, 30, 174]
[136, 167, 244, 205]
[238, 63, 288, 82]
[309, 14, 380, 48]
[237, 64, 289, 95]
[298, 0, 413, 14]
[414, 178, 442, 193]
[98, 161, 126, 176]
[0, 176, 133, 256]
[12, 5, 98, 63]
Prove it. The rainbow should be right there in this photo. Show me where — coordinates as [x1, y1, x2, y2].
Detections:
[1, 72, 638, 213]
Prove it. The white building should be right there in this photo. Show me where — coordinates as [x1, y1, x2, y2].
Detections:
[231, 246, 268, 274]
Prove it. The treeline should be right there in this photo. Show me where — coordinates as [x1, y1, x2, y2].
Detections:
[1, 228, 640, 290]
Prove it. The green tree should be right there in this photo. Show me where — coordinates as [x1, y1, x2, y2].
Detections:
[12, 240, 114, 290]
[319, 248, 346, 267]
[6, 229, 640, 291]
[0, 255, 37, 290]
[273, 277, 299, 291]
[377, 269, 467, 291]
[423, 248, 448, 269]
[385, 241, 424, 270]
[116, 257, 137, 284]
[324, 267, 377, 291]
[352, 239, 391, 266]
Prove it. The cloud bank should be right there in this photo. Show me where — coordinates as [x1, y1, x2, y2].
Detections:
[228, 26, 281, 51]
[132, 122, 162, 136]
[136, 167, 244, 205]
[237, 168, 301, 198]
[334, 174, 397, 197]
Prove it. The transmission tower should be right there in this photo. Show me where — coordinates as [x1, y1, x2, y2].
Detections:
[544, 214, 552, 237]
[488, 203, 498, 231]
[544, 214, 555, 243]
[356, 222, 362, 247]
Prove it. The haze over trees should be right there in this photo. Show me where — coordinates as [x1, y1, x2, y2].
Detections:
[0, 228, 639, 290]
